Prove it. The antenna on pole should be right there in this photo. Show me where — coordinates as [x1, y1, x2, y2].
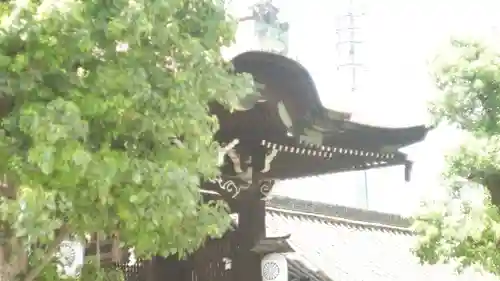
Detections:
[335, 0, 369, 209]
[335, 0, 364, 92]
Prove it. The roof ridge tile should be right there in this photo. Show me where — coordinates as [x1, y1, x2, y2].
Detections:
[267, 196, 412, 229]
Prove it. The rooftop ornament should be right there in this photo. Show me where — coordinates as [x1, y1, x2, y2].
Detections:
[238, 0, 289, 55]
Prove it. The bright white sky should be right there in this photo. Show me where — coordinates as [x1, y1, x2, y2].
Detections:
[229, 0, 500, 215]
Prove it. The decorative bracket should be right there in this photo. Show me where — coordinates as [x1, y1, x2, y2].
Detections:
[261, 149, 279, 173]
[214, 138, 278, 200]
[259, 179, 276, 200]
[206, 177, 275, 200]
[219, 139, 280, 183]
[208, 177, 244, 199]
[218, 139, 240, 166]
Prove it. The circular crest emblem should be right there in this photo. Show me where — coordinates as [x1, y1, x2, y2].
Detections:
[262, 261, 280, 280]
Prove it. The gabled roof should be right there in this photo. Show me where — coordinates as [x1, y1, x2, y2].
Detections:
[265, 196, 498, 281]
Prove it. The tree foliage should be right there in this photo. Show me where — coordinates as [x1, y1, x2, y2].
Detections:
[413, 38, 500, 275]
[0, 0, 254, 280]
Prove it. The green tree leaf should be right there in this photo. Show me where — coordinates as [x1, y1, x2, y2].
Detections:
[414, 38, 500, 276]
[0, 0, 251, 280]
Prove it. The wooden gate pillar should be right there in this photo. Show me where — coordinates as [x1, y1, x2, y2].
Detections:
[233, 186, 266, 281]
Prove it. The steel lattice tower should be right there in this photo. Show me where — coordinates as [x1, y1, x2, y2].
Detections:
[335, 0, 369, 208]
[335, 0, 364, 92]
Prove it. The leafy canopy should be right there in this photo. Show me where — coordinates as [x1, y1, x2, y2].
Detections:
[413, 39, 500, 275]
[0, 0, 254, 280]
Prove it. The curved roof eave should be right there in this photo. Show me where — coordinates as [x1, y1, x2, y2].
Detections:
[231, 50, 324, 114]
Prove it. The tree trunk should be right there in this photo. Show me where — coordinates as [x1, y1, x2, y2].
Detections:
[0, 174, 24, 281]
[484, 174, 500, 208]
[0, 245, 14, 281]
[0, 241, 28, 281]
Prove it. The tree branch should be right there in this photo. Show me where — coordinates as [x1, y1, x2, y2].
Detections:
[484, 174, 500, 208]
[468, 170, 500, 207]
[21, 224, 70, 281]
[0, 174, 17, 200]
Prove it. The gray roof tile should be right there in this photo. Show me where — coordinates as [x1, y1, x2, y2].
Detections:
[265, 197, 498, 281]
